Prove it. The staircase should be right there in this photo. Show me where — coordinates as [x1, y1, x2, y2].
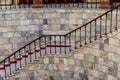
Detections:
[0, 2, 120, 80]
[8, 31, 119, 80]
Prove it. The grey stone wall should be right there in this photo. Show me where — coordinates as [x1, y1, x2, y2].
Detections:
[0, 8, 108, 60]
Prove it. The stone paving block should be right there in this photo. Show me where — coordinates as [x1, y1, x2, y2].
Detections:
[74, 53, 84, 60]
[44, 57, 49, 64]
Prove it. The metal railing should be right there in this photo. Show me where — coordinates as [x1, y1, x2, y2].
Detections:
[0, 3, 120, 80]
[0, 0, 118, 9]
[43, 0, 100, 8]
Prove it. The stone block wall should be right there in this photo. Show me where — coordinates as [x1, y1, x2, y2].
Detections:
[0, 8, 109, 60]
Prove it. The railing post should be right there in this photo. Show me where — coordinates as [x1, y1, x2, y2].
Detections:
[46, 0, 48, 8]
[73, 0, 75, 7]
[80, 27, 82, 47]
[69, 33, 71, 51]
[96, 0, 97, 8]
[39, 38, 42, 56]
[105, 14, 107, 35]
[110, 11, 112, 33]
[60, 35, 62, 54]
[19, 0, 21, 8]
[82, 0, 84, 8]
[14, 54, 17, 71]
[59, 1, 61, 8]
[44, 36, 47, 54]
[29, 44, 32, 62]
[90, 22, 92, 42]
[24, 0, 26, 8]
[75, 30, 77, 49]
[10, 0, 12, 9]
[115, 7, 118, 30]
[5, 0, 7, 9]
[28, 0, 30, 8]
[55, 0, 57, 7]
[15, 0, 18, 8]
[95, 19, 97, 40]
[85, 25, 87, 45]
[24, 47, 27, 65]
[4, 61, 6, 78]
[100, 17, 102, 38]
[34, 41, 37, 59]
[85, 0, 88, 8]
[9, 58, 12, 75]
[0, 0, 2, 9]
[55, 36, 56, 54]
[90, 0, 92, 8]
[50, 0, 52, 8]
[19, 51, 22, 68]
[77, 0, 79, 8]
[64, 35, 66, 54]
[50, 36, 52, 54]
